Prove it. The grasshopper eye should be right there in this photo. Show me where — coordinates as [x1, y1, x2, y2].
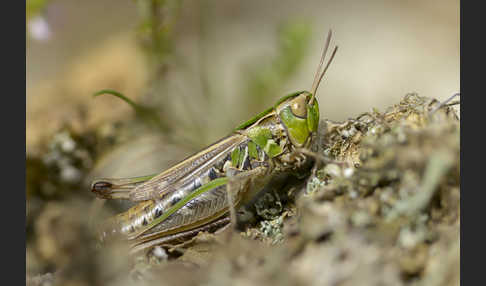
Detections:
[290, 94, 308, 118]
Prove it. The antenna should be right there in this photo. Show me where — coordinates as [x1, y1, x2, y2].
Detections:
[309, 30, 338, 105]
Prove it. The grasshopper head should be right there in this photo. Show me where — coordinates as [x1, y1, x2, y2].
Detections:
[275, 92, 319, 147]
[276, 30, 338, 148]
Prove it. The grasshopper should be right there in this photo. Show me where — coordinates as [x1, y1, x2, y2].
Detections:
[91, 30, 338, 253]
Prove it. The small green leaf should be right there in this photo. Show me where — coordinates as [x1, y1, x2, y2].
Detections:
[93, 89, 141, 112]
[92, 89, 169, 132]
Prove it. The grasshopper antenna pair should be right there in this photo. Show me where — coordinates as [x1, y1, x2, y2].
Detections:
[309, 29, 339, 105]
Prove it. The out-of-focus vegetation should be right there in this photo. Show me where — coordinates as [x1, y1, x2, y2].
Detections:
[241, 22, 311, 111]
[136, 0, 181, 69]
[26, 0, 50, 20]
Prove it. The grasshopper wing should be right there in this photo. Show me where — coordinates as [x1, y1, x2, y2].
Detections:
[128, 134, 247, 201]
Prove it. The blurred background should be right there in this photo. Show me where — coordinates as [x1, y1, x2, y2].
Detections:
[26, 0, 459, 279]
[27, 0, 460, 151]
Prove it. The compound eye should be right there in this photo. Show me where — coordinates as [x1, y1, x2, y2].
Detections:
[290, 94, 308, 118]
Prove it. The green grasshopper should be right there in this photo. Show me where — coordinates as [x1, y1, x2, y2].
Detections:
[91, 30, 338, 253]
